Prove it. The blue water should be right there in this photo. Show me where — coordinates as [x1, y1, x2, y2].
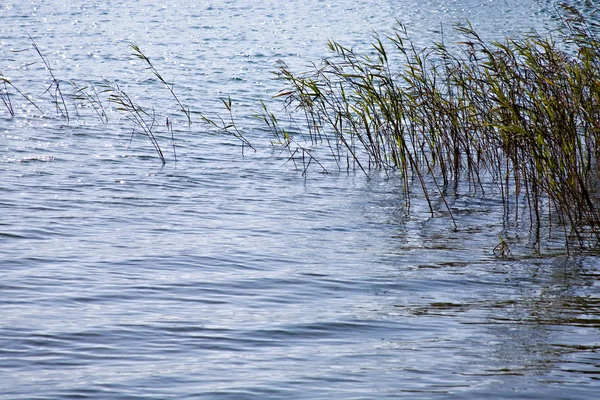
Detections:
[1, 1, 599, 399]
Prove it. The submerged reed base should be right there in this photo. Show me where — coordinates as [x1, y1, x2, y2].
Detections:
[265, 5, 600, 252]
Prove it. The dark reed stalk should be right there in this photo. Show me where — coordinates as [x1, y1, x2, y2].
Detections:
[0, 70, 44, 116]
[101, 80, 166, 164]
[200, 96, 256, 152]
[29, 36, 69, 121]
[264, 4, 600, 249]
[260, 98, 328, 174]
[130, 44, 192, 126]
[69, 80, 108, 123]
[1, 72, 16, 116]
[166, 116, 177, 162]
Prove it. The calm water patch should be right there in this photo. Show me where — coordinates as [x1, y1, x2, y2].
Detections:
[1, 1, 599, 399]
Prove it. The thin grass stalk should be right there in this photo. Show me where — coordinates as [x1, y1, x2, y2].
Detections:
[102, 80, 165, 164]
[0, 70, 44, 116]
[266, 6, 600, 248]
[130, 44, 191, 126]
[29, 36, 69, 121]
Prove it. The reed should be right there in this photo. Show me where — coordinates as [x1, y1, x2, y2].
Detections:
[30, 36, 69, 121]
[259, 99, 327, 174]
[200, 95, 256, 153]
[112, 45, 254, 159]
[130, 44, 192, 126]
[101, 79, 166, 164]
[0, 69, 43, 116]
[3, 39, 256, 162]
[265, 4, 600, 249]
[69, 80, 109, 123]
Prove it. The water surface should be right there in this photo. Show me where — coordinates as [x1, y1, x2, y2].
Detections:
[1, 1, 599, 399]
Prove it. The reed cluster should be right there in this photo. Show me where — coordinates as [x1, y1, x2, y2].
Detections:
[266, 5, 600, 249]
[1, 42, 252, 164]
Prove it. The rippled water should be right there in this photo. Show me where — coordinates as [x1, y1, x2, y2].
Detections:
[1, 1, 599, 399]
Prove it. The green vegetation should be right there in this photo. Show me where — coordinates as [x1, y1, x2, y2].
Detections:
[130, 44, 192, 127]
[2, 4, 600, 251]
[263, 4, 600, 249]
[1, 43, 252, 164]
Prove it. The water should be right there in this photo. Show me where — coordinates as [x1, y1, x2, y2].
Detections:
[1, 1, 599, 399]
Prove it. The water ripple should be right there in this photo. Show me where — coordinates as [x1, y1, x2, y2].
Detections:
[1, 0, 599, 399]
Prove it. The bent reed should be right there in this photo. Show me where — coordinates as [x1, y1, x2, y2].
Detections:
[266, 4, 600, 250]
[1, 43, 253, 164]
[3, 4, 599, 251]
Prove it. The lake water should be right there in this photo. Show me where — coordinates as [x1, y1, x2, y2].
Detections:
[1, 1, 599, 399]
